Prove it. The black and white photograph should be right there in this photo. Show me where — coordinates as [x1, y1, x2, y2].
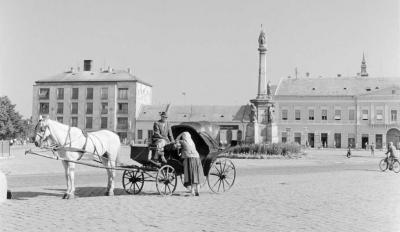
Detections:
[0, 0, 399, 231]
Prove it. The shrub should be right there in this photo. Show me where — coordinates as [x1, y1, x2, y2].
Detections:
[227, 142, 302, 157]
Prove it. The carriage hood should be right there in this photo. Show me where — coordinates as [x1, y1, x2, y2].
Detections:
[171, 122, 220, 158]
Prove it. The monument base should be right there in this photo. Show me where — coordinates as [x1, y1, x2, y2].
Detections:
[266, 123, 278, 143]
[245, 122, 259, 144]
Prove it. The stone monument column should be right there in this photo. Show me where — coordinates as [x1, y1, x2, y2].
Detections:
[248, 26, 278, 144]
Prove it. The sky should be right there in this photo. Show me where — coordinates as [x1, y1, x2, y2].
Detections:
[0, 0, 399, 118]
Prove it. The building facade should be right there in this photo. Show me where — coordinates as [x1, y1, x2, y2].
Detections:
[273, 66, 400, 149]
[32, 60, 152, 143]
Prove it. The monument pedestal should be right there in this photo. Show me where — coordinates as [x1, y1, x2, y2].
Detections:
[266, 123, 278, 143]
[245, 122, 259, 144]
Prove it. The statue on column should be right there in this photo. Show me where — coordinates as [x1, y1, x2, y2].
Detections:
[267, 81, 271, 96]
[250, 103, 257, 123]
[267, 105, 275, 123]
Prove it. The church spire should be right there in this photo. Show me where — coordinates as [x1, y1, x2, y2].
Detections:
[360, 53, 368, 77]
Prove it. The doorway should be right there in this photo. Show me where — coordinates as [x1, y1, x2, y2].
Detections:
[321, 133, 328, 148]
[308, 133, 315, 148]
[361, 135, 369, 149]
[334, 133, 341, 148]
[376, 134, 383, 149]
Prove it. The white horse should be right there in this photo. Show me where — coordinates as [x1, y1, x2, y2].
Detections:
[33, 116, 121, 199]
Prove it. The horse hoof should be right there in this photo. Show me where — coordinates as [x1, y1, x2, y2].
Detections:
[64, 194, 75, 199]
[105, 191, 114, 196]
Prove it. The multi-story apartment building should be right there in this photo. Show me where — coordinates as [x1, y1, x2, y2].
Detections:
[32, 60, 152, 143]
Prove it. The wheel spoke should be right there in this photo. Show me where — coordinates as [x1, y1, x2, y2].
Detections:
[223, 178, 231, 188]
[217, 179, 222, 192]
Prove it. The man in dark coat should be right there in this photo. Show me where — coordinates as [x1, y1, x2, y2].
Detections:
[152, 112, 174, 163]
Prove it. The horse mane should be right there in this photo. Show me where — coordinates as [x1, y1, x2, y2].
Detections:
[46, 118, 84, 145]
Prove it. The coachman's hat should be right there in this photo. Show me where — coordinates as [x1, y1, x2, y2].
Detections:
[160, 112, 168, 118]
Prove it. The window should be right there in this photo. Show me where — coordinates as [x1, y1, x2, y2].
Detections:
[294, 132, 301, 144]
[101, 87, 108, 100]
[86, 88, 93, 100]
[334, 110, 341, 120]
[57, 117, 63, 123]
[71, 117, 78, 127]
[295, 110, 301, 120]
[118, 88, 128, 99]
[349, 109, 355, 120]
[281, 132, 287, 143]
[148, 130, 153, 140]
[391, 110, 397, 121]
[117, 117, 128, 129]
[86, 103, 93, 114]
[376, 110, 383, 120]
[39, 103, 49, 114]
[118, 103, 128, 114]
[137, 130, 143, 140]
[86, 117, 92, 129]
[39, 88, 50, 100]
[72, 88, 79, 99]
[308, 109, 314, 120]
[57, 103, 63, 114]
[101, 103, 108, 114]
[57, 88, 64, 100]
[282, 110, 288, 120]
[71, 102, 78, 114]
[101, 117, 107, 129]
[362, 110, 368, 120]
[322, 109, 327, 120]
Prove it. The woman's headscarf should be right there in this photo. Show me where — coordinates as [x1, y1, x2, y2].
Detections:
[182, 132, 196, 148]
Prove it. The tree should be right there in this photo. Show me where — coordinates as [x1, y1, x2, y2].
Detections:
[0, 96, 27, 140]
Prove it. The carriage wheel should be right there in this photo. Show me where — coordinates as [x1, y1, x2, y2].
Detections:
[392, 160, 400, 173]
[122, 170, 144, 195]
[379, 158, 388, 172]
[207, 158, 236, 194]
[156, 165, 177, 196]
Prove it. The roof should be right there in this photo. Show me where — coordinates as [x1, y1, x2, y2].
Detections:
[137, 104, 251, 122]
[275, 76, 400, 96]
[35, 69, 152, 86]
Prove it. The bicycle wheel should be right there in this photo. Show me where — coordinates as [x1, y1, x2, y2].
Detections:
[392, 160, 400, 173]
[379, 159, 388, 171]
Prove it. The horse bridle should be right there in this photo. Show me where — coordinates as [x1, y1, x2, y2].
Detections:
[34, 119, 53, 146]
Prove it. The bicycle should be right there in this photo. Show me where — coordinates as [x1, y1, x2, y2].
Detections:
[379, 156, 400, 173]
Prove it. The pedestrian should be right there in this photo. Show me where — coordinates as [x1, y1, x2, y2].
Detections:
[364, 142, 368, 151]
[346, 144, 351, 158]
[370, 142, 375, 156]
[177, 132, 205, 196]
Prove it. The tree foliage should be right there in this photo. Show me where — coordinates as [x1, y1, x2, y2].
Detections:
[0, 96, 29, 140]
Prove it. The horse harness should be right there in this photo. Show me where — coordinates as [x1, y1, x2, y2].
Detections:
[57, 126, 100, 161]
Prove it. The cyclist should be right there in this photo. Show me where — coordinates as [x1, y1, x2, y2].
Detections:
[385, 142, 397, 170]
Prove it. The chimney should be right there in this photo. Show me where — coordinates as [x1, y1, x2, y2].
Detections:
[83, 60, 93, 71]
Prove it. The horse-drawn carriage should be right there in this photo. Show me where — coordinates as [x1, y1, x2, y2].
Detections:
[28, 118, 236, 197]
[121, 122, 236, 195]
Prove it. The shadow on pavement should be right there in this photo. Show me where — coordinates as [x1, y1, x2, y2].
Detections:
[10, 191, 62, 200]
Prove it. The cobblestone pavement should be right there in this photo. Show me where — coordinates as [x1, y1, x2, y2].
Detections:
[0, 146, 399, 232]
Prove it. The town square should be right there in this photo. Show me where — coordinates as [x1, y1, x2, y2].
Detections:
[0, 0, 399, 231]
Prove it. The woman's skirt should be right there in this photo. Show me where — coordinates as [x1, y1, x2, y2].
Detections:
[183, 157, 205, 187]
